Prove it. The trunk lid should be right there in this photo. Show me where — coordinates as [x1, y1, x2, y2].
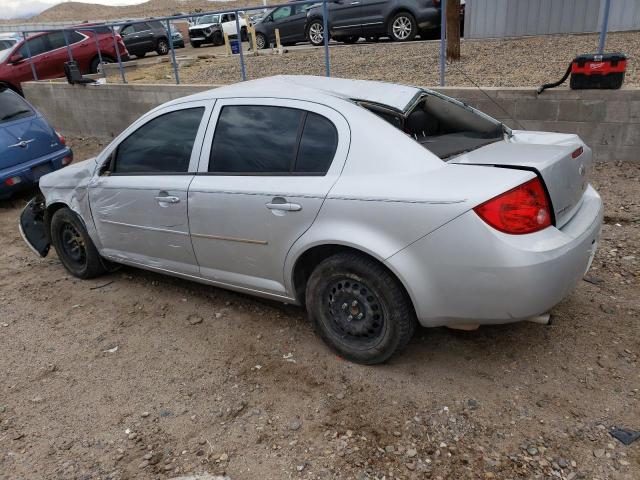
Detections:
[450, 131, 592, 228]
[0, 114, 62, 170]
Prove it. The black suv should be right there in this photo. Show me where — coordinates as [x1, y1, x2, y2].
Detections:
[306, 0, 441, 45]
[119, 20, 170, 58]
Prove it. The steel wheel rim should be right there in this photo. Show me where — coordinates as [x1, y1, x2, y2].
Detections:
[310, 23, 324, 44]
[159, 41, 168, 53]
[322, 276, 386, 349]
[256, 34, 266, 49]
[393, 16, 412, 39]
[61, 223, 86, 267]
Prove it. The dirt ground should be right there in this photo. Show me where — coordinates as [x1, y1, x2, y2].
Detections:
[109, 31, 640, 88]
[0, 137, 638, 480]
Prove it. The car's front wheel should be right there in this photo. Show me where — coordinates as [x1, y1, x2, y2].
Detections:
[306, 20, 325, 46]
[156, 38, 169, 55]
[50, 208, 106, 279]
[306, 252, 416, 364]
[388, 12, 417, 41]
[90, 55, 114, 74]
[190, 41, 201, 48]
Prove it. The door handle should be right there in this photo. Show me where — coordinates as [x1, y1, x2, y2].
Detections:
[350, 1, 360, 4]
[266, 202, 302, 211]
[155, 195, 180, 204]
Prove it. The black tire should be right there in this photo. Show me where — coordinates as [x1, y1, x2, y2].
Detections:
[388, 11, 417, 42]
[50, 208, 106, 280]
[241, 27, 248, 42]
[190, 41, 201, 48]
[255, 32, 268, 49]
[306, 19, 325, 47]
[212, 31, 224, 46]
[306, 252, 416, 364]
[90, 55, 114, 74]
[134, 52, 146, 59]
[156, 38, 169, 55]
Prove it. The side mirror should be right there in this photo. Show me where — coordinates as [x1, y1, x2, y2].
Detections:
[9, 53, 24, 64]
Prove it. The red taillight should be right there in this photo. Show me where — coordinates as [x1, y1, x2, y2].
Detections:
[5, 176, 21, 186]
[571, 146, 583, 159]
[62, 155, 73, 166]
[473, 177, 552, 235]
[56, 131, 66, 145]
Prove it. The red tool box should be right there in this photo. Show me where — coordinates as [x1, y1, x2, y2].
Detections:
[570, 53, 627, 89]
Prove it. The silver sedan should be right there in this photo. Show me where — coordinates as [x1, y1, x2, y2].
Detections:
[20, 75, 603, 364]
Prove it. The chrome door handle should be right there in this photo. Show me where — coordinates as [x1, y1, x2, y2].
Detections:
[155, 195, 180, 204]
[350, 1, 360, 4]
[266, 202, 302, 211]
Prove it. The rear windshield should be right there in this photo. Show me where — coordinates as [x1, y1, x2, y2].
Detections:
[0, 89, 34, 124]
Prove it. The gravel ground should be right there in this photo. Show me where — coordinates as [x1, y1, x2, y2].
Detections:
[111, 31, 640, 88]
[0, 136, 638, 480]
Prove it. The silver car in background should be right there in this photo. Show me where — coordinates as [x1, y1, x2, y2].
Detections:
[20, 76, 602, 364]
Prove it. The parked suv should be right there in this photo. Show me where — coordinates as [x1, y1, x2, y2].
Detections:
[306, 0, 440, 45]
[119, 20, 170, 58]
[188, 13, 248, 47]
[0, 28, 128, 94]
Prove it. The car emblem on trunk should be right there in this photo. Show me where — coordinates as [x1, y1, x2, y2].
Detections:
[579, 164, 585, 176]
[9, 138, 35, 149]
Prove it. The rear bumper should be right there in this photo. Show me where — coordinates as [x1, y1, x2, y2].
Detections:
[416, 8, 440, 29]
[386, 185, 603, 327]
[0, 147, 72, 199]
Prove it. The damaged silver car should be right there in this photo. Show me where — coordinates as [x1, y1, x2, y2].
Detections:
[20, 76, 603, 364]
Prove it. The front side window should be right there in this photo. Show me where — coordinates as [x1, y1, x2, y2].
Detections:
[134, 23, 150, 32]
[209, 105, 338, 175]
[0, 88, 33, 123]
[273, 6, 293, 20]
[19, 36, 47, 57]
[120, 25, 134, 36]
[113, 107, 204, 174]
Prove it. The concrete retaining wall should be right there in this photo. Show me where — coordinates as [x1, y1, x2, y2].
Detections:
[23, 81, 640, 162]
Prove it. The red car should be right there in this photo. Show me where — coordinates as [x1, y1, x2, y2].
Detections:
[0, 27, 129, 94]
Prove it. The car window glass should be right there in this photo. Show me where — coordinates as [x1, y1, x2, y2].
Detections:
[46, 31, 66, 50]
[134, 23, 150, 32]
[273, 6, 292, 20]
[296, 113, 338, 173]
[209, 105, 303, 173]
[114, 107, 204, 174]
[68, 30, 84, 43]
[19, 36, 47, 57]
[120, 25, 134, 36]
[0, 88, 33, 123]
[0, 39, 15, 50]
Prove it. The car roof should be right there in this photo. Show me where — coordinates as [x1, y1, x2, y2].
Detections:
[171, 75, 423, 112]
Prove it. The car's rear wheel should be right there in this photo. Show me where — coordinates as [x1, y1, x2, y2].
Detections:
[156, 38, 169, 55]
[135, 52, 146, 58]
[306, 252, 416, 364]
[90, 55, 114, 74]
[388, 12, 417, 41]
[190, 41, 201, 48]
[255, 32, 267, 49]
[306, 20, 325, 46]
[50, 208, 106, 279]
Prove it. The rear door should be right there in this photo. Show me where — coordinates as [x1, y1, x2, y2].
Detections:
[88, 100, 213, 275]
[188, 98, 349, 297]
[359, 0, 387, 35]
[133, 22, 155, 51]
[221, 13, 238, 36]
[271, 5, 309, 42]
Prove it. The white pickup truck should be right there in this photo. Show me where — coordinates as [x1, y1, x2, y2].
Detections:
[188, 12, 248, 47]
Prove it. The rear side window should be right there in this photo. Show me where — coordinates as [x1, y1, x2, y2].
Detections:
[209, 105, 338, 175]
[0, 89, 33, 123]
[134, 23, 150, 32]
[114, 107, 204, 174]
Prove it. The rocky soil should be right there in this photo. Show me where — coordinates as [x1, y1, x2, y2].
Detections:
[112, 31, 640, 88]
[0, 137, 638, 480]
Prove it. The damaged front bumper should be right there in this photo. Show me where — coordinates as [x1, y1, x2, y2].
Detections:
[19, 196, 50, 257]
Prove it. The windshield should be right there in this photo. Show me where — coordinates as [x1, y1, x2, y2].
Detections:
[0, 88, 34, 123]
[0, 39, 16, 50]
[197, 14, 220, 25]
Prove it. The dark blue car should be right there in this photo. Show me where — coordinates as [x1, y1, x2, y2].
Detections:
[0, 86, 72, 200]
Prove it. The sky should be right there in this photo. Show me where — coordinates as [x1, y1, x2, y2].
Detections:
[1, 0, 148, 20]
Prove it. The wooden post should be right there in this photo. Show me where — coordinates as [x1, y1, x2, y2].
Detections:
[223, 32, 232, 56]
[275, 28, 283, 53]
[446, 0, 460, 61]
[250, 26, 258, 54]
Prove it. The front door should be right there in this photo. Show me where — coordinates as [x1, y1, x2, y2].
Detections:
[270, 5, 308, 42]
[330, 0, 364, 37]
[188, 98, 349, 297]
[88, 102, 211, 276]
[358, 0, 387, 35]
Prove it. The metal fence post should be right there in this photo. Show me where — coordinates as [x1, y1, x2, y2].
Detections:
[322, 0, 330, 77]
[439, 0, 446, 86]
[235, 12, 247, 81]
[165, 20, 180, 84]
[110, 26, 127, 84]
[22, 32, 38, 81]
[598, 0, 611, 54]
[62, 29, 74, 62]
[91, 28, 104, 75]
